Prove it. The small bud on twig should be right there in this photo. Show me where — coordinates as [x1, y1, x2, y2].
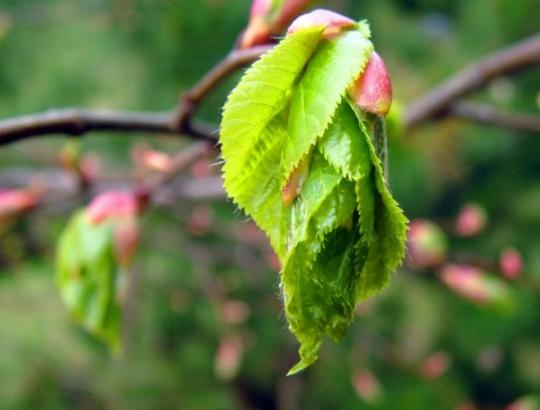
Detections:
[349, 51, 393, 116]
[287, 8, 355, 39]
[86, 191, 140, 267]
[407, 219, 448, 269]
[456, 203, 487, 237]
[499, 247, 523, 279]
[241, 0, 313, 49]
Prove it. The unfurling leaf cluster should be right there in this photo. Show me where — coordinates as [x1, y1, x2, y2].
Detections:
[220, 20, 408, 373]
[55, 192, 139, 352]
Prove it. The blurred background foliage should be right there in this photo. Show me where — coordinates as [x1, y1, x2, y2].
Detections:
[0, 0, 539, 409]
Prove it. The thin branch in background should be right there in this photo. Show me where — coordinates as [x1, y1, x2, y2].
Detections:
[145, 141, 216, 199]
[0, 109, 218, 145]
[404, 32, 540, 129]
[448, 102, 540, 133]
[0, 33, 538, 147]
[0, 45, 274, 146]
[174, 45, 274, 129]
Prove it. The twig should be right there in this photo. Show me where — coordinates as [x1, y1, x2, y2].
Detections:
[448, 102, 540, 133]
[144, 141, 215, 200]
[404, 32, 540, 129]
[0, 109, 217, 145]
[0, 33, 538, 146]
[174, 45, 274, 128]
[0, 45, 274, 146]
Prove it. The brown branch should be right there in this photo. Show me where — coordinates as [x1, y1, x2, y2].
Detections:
[0, 109, 217, 145]
[0, 33, 539, 146]
[404, 32, 540, 130]
[174, 45, 274, 128]
[448, 102, 540, 133]
[0, 44, 274, 146]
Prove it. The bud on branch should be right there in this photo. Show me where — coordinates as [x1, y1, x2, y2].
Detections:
[349, 51, 393, 117]
[86, 191, 140, 267]
[287, 9, 355, 38]
[241, 0, 313, 49]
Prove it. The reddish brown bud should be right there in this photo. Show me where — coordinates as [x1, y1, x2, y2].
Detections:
[440, 264, 512, 307]
[0, 189, 39, 223]
[349, 51, 393, 116]
[456, 203, 487, 237]
[214, 334, 244, 381]
[287, 9, 356, 38]
[499, 247, 523, 280]
[352, 370, 382, 405]
[407, 219, 448, 269]
[420, 351, 452, 380]
[86, 191, 139, 225]
[240, 0, 313, 49]
[86, 191, 140, 267]
[282, 158, 309, 205]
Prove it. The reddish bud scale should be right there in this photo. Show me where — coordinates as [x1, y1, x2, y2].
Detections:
[352, 370, 382, 405]
[86, 191, 139, 225]
[441, 264, 489, 304]
[456, 203, 487, 237]
[240, 0, 312, 49]
[499, 247, 523, 279]
[86, 191, 140, 267]
[275, 0, 312, 29]
[287, 9, 356, 38]
[241, 0, 314, 49]
[440, 264, 511, 307]
[250, 0, 272, 18]
[407, 219, 448, 269]
[0, 189, 39, 222]
[420, 351, 452, 380]
[281, 158, 309, 205]
[349, 51, 393, 116]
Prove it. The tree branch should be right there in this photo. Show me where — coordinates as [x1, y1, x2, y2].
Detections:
[404, 32, 540, 129]
[0, 33, 539, 147]
[0, 109, 217, 145]
[174, 45, 274, 128]
[448, 102, 540, 133]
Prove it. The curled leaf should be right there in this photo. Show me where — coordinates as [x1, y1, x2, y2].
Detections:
[221, 14, 407, 373]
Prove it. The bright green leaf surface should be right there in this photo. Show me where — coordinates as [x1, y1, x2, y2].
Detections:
[221, 26, 323, 189]
[282, 29, 373, 183]
[349, 102, 409, 299]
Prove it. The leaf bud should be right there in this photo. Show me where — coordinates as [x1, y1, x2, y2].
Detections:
[241, 0, 313, 49]
[287, 8, 356, 38]
[440, 264, 512, 308]
[499, 247, 523, 280]
[86, 191, 140, 266]
[456, 203, 487, 237]
[349, 51, 392, 116]
[407, 219, 448, 269]
[0, 188, 39, 223]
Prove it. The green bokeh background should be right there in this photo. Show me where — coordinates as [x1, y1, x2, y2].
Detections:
[0, 1, 539, 409]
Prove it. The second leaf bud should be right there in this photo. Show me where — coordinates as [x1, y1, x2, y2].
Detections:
[349, 51, 392, 117]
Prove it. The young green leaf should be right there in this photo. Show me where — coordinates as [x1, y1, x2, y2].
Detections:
[220, 11, 407, 374]
[56, 211, 122, 352]
[221, 27, 324, 257]
[282, 28, 373, 183]
[349, 101, 409, 299]
[221, 26, 323, 188]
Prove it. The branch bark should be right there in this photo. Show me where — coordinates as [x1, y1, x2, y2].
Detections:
[448, 102, 540, 133]
[0, 32, 539, 146]
[174, 45, 274, 128]
[0, 109, 217, 145]
[404, 32, 540, 129]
